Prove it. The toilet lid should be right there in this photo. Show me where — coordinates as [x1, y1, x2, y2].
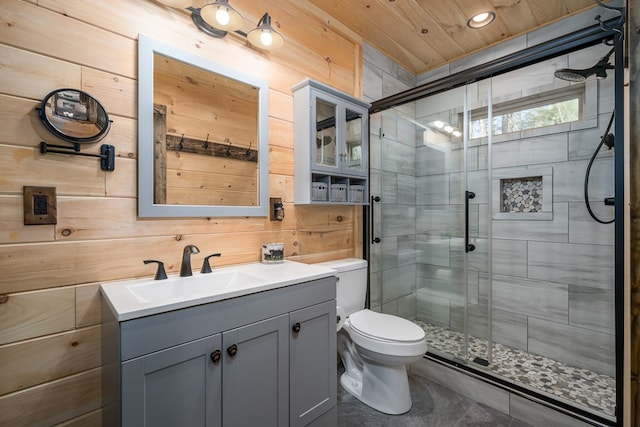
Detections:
[348, 310, 425, 343]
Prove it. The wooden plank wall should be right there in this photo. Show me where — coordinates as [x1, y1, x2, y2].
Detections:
[0, 0, 364, 425]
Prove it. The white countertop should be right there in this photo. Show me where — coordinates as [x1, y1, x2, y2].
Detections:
[100, 260, 337, 321]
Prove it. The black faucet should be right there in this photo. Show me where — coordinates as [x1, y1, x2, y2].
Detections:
[180, 244, 200, 277]
[201, 253, 221, 273]
[143, 259, 168, 280]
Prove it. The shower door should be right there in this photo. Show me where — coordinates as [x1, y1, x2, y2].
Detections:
[368, 82, 491, 367]
[368, 41, 617, 422]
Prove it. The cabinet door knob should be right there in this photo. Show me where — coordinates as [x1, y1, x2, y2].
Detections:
[292, 322, 301, 333]
[210, 349, 221, 364]
[227, 344, 238, 357]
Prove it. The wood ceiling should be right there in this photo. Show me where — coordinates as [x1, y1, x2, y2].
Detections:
[308, 0, 601, 75]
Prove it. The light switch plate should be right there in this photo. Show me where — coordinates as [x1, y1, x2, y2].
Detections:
[23, 186, 57, 225]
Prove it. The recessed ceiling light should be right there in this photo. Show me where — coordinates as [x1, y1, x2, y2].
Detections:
[467, 11, 496, 29]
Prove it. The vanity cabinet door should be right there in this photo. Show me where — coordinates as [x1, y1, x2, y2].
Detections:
[121, 334, 222, 427]
[222, 314, 290, 427]
[289, 301, 337, 427]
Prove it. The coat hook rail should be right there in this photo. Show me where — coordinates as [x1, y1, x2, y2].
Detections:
[165, 134, 258, 162]
[40, 141, 115, 171]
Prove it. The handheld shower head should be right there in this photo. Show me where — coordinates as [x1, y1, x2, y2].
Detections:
[554, 47, 614, 82]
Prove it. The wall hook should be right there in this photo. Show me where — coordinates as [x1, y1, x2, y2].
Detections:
[203, 133, 210, 149]
[245, 142, 252, 158]
[178, 134, 184, 151]
[226, 141, 232, 156]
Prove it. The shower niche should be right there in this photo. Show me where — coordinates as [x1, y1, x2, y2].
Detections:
[492, 167, 553, 220]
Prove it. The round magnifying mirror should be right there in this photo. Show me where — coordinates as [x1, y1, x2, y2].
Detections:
[39, 88, 111, 143]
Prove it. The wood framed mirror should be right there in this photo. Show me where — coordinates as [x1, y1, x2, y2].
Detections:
[138, 34, 269, 217]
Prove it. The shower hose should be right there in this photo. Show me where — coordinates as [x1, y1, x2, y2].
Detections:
[584, 110, 615, 224]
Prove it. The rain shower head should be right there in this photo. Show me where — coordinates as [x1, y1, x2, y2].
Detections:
[554, 47, 615, 82]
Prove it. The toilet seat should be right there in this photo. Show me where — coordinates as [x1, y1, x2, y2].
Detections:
[345, 310, 427, 357]
[349, 310, 425, 343]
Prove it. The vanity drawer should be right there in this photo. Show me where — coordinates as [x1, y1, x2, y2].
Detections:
[118, 276, 336, 361]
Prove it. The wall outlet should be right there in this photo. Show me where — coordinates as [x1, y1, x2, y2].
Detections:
[23, 186, 57, 225]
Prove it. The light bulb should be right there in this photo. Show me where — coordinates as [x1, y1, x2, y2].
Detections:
[246, 13, 284, 50]
[452, 130, 462, 138]
[472, 12, 490, 23]
[216, 7, 230, 26]
[444, 125, 454, 133]
[260, 31, 273, 47]
[467, 10, 496, 28]
[433, 120, 444, 128]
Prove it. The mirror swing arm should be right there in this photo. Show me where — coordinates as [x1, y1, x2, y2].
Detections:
[39, 141, 115, 171]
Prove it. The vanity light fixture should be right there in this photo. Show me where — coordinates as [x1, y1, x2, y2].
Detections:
[467, 10, 496, 29]
[247, 13, 285, 50]
[176, 0, 284, 50]
[200, 0, 243, 32]
[428, 120, 462, 138]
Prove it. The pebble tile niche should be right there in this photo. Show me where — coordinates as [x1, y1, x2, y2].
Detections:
[501, 176, 543, 213]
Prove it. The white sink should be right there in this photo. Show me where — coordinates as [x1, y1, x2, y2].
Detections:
[127, 270, 266, 303]
[100, 260, 338, 321]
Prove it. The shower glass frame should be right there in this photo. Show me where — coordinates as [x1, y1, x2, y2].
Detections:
[366, 19, 624, 427]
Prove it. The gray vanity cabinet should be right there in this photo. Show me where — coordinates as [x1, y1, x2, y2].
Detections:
[102, 276, 337, 427]
[221, 315, 289, 426]
[290, 301, 337, 427]
[121, 334, 222, 427]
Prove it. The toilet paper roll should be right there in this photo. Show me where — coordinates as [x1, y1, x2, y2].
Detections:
[336, 306, 346, 331]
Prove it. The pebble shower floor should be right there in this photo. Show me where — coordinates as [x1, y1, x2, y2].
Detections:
[414, 321, 616, 417]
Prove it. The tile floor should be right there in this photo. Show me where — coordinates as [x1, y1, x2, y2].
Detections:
[414, 321, 616, 418]
[337, 364, 532, 427]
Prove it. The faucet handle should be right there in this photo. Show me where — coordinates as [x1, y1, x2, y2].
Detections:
[201, 253, 221, 274]
[144, 260, 168, 280]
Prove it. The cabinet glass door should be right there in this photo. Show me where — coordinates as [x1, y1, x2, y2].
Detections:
[345, 108, 365, 174]
[315, 97, 337, 169]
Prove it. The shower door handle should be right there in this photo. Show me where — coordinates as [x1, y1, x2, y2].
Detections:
[371, 196, 381, 244]
[465, 191, 476, 253]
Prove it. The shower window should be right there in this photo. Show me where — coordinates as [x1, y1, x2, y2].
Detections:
[469, 85, 584, 139]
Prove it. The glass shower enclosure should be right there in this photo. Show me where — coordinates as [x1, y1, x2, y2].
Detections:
[367, 37, 622, 424]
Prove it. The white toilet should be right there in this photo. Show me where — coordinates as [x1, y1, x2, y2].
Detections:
[315, 258, 427, 415]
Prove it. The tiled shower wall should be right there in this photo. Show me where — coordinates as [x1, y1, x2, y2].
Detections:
[364, 43, 418, 318]
[365, 7, 617, 378]
[414, 46, 616, 377]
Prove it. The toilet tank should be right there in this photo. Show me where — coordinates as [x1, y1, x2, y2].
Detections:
[314, 258, 368, 317]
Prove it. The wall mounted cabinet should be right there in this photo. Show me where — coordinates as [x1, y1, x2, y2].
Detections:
[293, 79, 370, 205]
[102, 277, 337, 427]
